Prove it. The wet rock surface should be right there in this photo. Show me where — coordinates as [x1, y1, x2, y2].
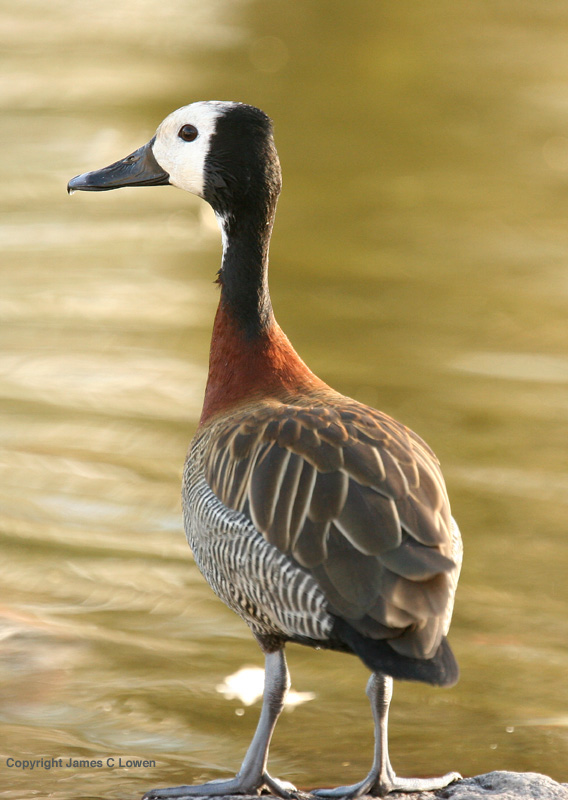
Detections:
[211, 772, 568, 800]
[393, 771, 568, 799]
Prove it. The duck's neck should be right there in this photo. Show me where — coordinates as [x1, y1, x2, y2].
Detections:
[200, 209, 326, 425]
[215, 206, 274, 338]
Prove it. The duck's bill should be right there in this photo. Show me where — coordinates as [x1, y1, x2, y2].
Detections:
[67, 138, 169, 193]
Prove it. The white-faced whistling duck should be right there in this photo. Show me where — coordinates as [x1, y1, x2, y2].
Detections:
[69, 101, 462, 799]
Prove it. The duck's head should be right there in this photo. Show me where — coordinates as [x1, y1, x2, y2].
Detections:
[68, 101, 282, 218]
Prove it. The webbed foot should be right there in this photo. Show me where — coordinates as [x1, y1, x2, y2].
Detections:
[143, 770, 296, 799]
[313, 767, 461, 798]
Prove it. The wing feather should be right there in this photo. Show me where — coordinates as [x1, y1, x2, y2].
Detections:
[289, 460, 318, 542]
[380, 535, 455, 580]
[335, 481, 401, 554]
[381, 570, 450, 617]
[323, 526, 384, 608]
[249, 444, 290, 534]
[389, 616, 444, 658]
[269, 452, 305, 551]
[309, 470, 349, 522]
[342, 440, 386, 485]
[294, 517, 330, 568]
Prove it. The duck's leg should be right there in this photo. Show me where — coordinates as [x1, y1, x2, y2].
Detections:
[314, 673, 461, 798]
[143, 649, 296, 799]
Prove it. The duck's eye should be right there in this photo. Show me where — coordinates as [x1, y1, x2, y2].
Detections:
[178, 124, 198, 142]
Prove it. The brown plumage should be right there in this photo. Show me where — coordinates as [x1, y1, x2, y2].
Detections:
[200, 302, 325, 424]
[201, 387, 458, 661]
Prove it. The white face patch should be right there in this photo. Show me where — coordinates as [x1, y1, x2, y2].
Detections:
[151, 101, 234, 196]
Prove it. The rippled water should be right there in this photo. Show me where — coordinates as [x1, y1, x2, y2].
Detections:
[1, 1, 568, 797]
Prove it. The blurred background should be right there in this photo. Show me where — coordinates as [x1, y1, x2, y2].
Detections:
[1, 1, 568, 797]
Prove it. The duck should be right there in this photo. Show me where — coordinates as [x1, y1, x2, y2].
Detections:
[68, 101, 462, 799]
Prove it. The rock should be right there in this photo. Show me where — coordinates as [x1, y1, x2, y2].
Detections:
[178, 773, 568, 800]
[388, 771, 568, 800]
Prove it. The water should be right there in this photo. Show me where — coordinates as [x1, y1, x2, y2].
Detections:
[1, 1, 567, 797]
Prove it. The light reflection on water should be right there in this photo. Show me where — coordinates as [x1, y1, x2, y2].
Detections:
[2, 1, 568, 798]
[216, 666, 315, 709]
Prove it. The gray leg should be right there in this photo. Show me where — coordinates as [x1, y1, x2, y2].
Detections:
[143, 649, 296, 799]
[314, 673, 461, 798]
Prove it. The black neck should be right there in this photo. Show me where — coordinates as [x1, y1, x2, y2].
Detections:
[200, 104, 282, 339]
[217, 202, 276, 338]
